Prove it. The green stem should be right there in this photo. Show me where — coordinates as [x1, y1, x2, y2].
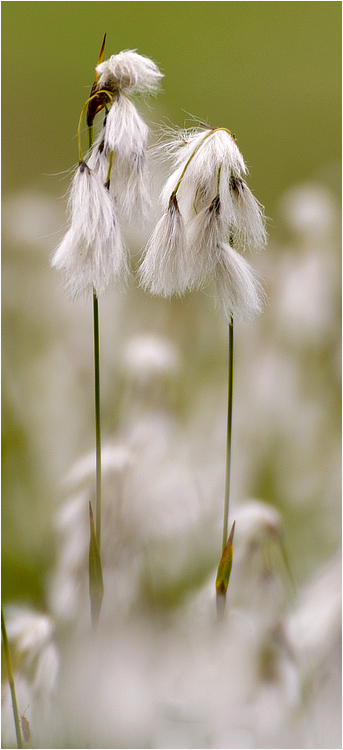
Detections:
[88, 124, 94, 152]
[1, 607, 23, 749]
[93, 290, 102, 548]
[87, 119, 102, 551]
[222, 318, 234, 552]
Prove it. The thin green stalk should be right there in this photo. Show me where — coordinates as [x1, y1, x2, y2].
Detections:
[222, 318, 234, 552]
[1, 607, 23, 749]
[87, 114, 102, 551]
[93, 290, 102, 548]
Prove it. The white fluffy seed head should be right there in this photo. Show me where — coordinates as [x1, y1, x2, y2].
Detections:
[160, 127, 266, 248]
[182, 129, 246, 186]
[96, 50, 163, 95]
[51, 163, 128, 298]
[141, 125, 267, 319]
[162, 129, 246, 216]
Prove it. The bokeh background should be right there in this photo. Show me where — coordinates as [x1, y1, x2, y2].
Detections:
[2, 2, 341, 748]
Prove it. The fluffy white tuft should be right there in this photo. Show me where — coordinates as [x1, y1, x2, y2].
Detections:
[213, 242, 264, 322]
[139, 197, 193, 297]
[102, 97, 149, 162]
[229, 177, 267, 252]
[96, 50, 163, 95]
[51, 163, 128, 298]
[104, 97, 151, 221]
[186, 197, 224, 288]
[88, 98, 152, 223]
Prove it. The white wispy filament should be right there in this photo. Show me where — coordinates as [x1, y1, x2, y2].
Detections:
[51, 162, 127, 298]
[89, 97, 151, 222]
[214, 242, 264, 321]
[140, 194, 191, 296]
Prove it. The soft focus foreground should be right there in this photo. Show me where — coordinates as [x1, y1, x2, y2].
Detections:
[2, 178, 341, 748]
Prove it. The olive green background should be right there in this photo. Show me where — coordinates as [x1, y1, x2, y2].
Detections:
[2, 1, 341, 216]
[2, 2, 341, 607]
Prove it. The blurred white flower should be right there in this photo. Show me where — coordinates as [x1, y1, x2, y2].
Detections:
[233, 499, 282, 543]
[49, 441, 135, 622]
[280, 183, 337, 238]
[5, 606, 54, 662]
[2, 606, 59, 747]
[3, 192, 63, 251]
[51, 161, 127, 297]
[123, 333, 180, 384]
[64, 442, 134, 489]
[286, 552, 341, 664]
[228, 500, 291, 631]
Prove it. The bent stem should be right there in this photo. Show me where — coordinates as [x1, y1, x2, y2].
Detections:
[1, 607, 23, 749]
[222, 317, 234, 553]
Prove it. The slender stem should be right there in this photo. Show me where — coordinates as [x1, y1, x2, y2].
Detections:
[88, 125, 93, 152]
[1, 607, 23, 749]
[87, 119, 102, 550]
[93, 291, 102, 548]
[222, 318, 234, 553]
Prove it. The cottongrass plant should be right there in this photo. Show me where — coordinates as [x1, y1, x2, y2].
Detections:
[140, 124, 267, 608]
[140, 125, 266, 316]
[90, 49, 163, 223]
[2, 167, 341, 747]
[51, 37, 163, 627]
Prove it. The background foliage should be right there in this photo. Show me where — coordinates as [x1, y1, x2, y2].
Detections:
[2, 0, 341, 643]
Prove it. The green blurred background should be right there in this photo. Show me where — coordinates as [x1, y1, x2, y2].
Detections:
[2, 1, 341, 213]
[2, 2, 341, 608]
